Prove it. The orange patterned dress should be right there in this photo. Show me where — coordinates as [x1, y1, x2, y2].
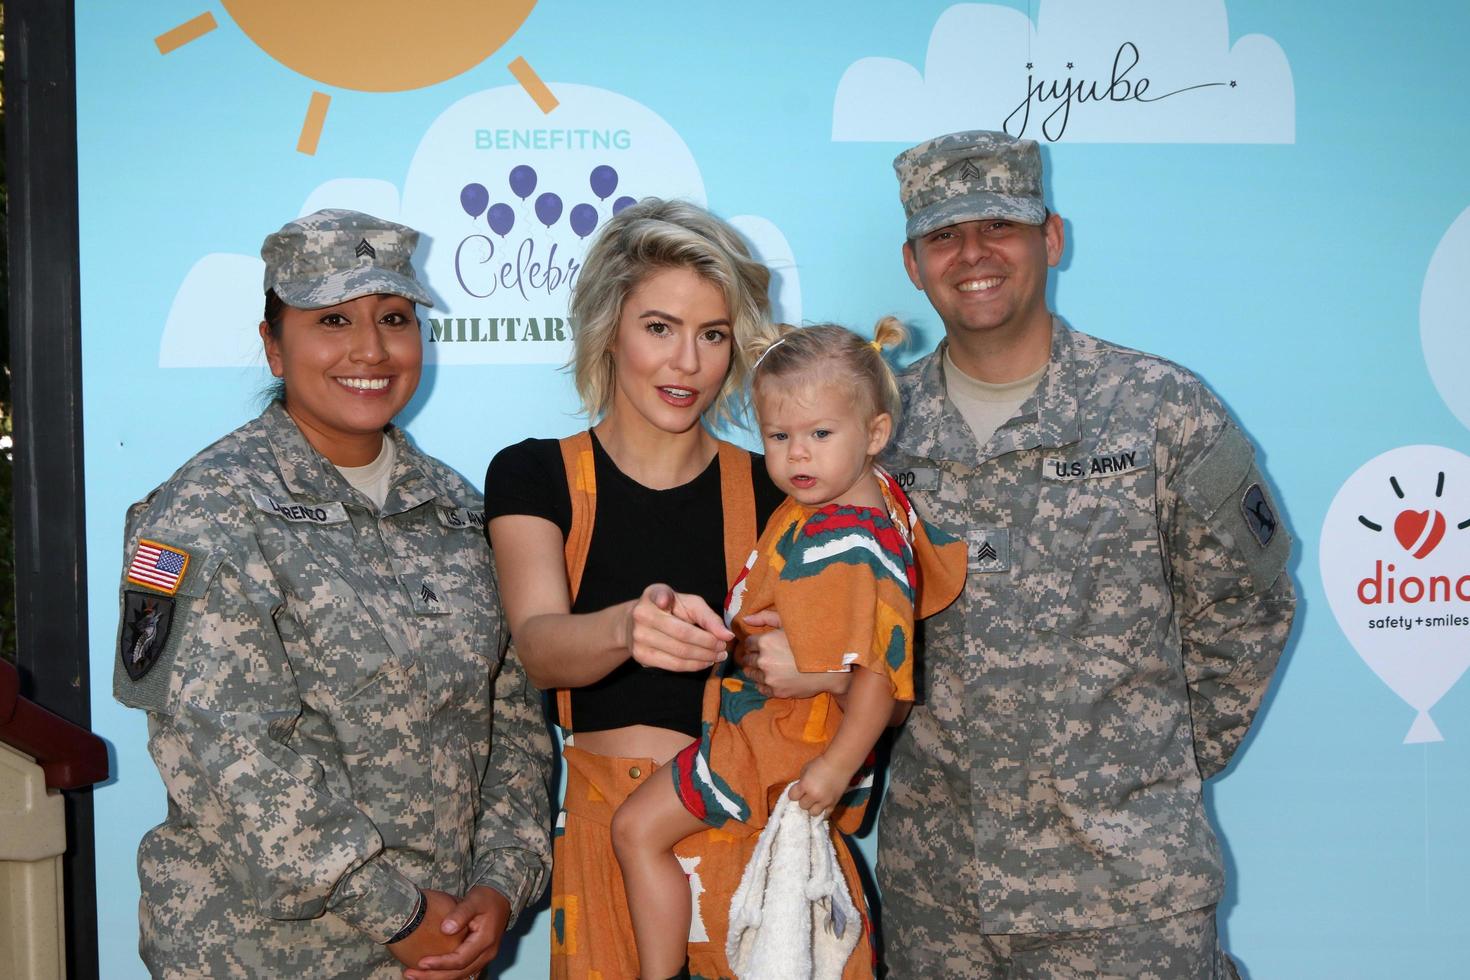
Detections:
[672, 468, 966, 835]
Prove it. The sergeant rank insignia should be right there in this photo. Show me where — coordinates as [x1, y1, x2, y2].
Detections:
[120, 590, 176, 681]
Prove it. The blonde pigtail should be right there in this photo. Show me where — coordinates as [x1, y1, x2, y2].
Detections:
[871, 315, 908, 355]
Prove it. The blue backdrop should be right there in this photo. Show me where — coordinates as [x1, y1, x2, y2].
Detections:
[76, 2, 1470, 976]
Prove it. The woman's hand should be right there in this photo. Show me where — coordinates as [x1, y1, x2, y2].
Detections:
[788, 754, 853, 818]
[402, 886, 512, 980]
[623, 583, 733, 672]
[738, 610, 851, 700]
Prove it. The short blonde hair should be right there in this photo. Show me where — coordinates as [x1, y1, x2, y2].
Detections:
[569, 198, 773, 423]
[747, 317, 908, 430]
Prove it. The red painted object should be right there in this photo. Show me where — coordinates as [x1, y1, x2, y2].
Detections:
[0, 660, 109, 790]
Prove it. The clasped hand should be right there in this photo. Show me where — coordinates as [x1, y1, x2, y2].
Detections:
[391, 885, 511, 980]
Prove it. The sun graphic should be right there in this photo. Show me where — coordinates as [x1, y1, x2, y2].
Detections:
[154, 1, 554, 155]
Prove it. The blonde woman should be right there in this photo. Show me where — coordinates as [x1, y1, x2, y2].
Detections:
[486, 199, 872, 978]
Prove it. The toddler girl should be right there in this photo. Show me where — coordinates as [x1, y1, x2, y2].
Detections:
[611, 319, 966, 979]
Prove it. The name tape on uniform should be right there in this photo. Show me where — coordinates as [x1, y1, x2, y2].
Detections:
[251, 491, 349, 525]
[1042, 447, 1150, 481]
[887, 466, 941, 492]
[438, 507, 487, 530]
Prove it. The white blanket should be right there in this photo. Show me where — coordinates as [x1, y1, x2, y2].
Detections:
[725, 784, 861, 979]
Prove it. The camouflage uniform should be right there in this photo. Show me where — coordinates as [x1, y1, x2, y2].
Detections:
[885, 902, 1233, 979]
[114, 402, 551, 977]
[878, 321, 1294, 976]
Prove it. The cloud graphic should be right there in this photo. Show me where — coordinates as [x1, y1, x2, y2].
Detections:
[1421, 206, 1470, 431]
[158, 180, 405, 369]
[159, 84, 799, 367]
[299, 179, 403, 223]
[158, 253, 268, 369]
[833, 0, 1294, 144]
[729, 215, 801, 326]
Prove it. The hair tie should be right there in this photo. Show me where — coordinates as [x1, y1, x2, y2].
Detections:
[869, 339, 884, 353]
[753, 336, 788, 370]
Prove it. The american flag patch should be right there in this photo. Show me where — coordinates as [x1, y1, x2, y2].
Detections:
[126, 539, 191, 595]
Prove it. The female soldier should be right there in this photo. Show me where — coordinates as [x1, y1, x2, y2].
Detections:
[485, 198, 876, 978]
[113, 210, 550, 980]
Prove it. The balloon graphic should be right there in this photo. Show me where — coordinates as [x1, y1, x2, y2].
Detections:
[486, 203, 515, 238]
[1320, 444, 1470, 743]
[508, 165, 537, 201]
[589, 165, 619, 201]
[569, 204, 599, 239]
[459, 182, 489, 219]
[612, 195, 636, 215]
[1421, 206, 1470, 433]
[534, 192, 563, 228]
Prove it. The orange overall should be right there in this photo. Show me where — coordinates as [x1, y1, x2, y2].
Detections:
[547, 432, 877, 980]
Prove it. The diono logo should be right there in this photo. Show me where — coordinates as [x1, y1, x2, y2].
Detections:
[1322, 447, 1470, 743]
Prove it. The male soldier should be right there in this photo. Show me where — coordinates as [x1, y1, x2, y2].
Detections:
[877, 130, 1295, 977]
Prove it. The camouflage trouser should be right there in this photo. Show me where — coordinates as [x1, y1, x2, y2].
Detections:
[884, 903, 1239, 980]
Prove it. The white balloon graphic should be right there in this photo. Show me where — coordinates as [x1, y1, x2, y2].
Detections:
[1421, 207, 1470, 431]
[1320, 445, 1470, 743]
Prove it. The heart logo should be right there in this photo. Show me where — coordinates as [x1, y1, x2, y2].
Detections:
[1394, 509, 1447, 559]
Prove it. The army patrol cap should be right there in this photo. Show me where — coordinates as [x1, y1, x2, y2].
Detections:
[261, 208, 434, 310]
[894, 130, 1047, 240]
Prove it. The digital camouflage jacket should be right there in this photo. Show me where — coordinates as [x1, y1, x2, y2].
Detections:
[878, 321, 1295, 935]
[114, 403, 551, 977]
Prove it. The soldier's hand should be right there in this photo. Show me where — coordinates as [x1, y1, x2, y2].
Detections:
[624, 583, 732, 672]
[387, 889, 462, 971]
[403, 885, 511, 980]
[789, 755, 850, 817]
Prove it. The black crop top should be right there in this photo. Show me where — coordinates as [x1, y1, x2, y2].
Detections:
[484, 432, 785, 736]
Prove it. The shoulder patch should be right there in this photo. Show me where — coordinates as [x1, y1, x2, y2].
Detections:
[1241, 483, 1278, 547]
[125, 539, 191, 595]
[119, 590, 176, 681]
[1177, 426, 1290, 590]
[1179, 426, 1252, 516]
